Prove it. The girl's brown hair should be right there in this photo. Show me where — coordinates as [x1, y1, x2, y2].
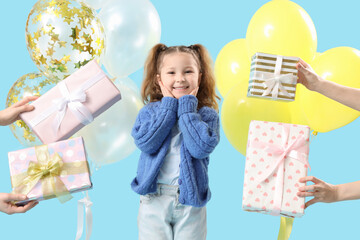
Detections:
[141, 43, 220, 111]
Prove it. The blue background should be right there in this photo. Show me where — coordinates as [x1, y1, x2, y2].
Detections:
[1, 0, 360, 239]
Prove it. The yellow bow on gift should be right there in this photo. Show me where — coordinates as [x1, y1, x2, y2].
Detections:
[11, 145, 88, 204]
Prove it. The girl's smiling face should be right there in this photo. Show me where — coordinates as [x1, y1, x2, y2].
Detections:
[157, 52, 201, 99]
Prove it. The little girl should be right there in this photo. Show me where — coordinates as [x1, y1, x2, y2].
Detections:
[296, 59, 360, 208]
[131, 43, 220, 240]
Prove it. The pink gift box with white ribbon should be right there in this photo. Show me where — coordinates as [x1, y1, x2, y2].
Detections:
[20, 60, 121, 144]
[242, 120, 310, 218]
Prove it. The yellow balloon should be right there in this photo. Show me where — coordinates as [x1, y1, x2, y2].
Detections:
[289, 52, 322, 126]
[311, 52, 323, 64]
[288, 84, 309, 126]
[246, 0, 317, 63]
[215, 39, 251, 97]
[299, 47, 360, 132]
[221, 80, 291, 156]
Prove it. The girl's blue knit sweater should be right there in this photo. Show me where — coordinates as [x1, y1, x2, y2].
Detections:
[131, 95, 220, 207]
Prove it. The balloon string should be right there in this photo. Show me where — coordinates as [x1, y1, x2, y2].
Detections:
[277, 217, 294, 240]
[309, 130, 317, 145]
[88, 156, 98, 175]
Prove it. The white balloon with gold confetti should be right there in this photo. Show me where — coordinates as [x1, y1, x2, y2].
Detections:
[26, 0, 105, 81]
[6, 73, 59, 147]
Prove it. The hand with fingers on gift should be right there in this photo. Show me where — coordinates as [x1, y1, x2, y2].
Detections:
[0, 95, 39, 214]
[297, 176, 360, 208]
[0, 193, 38, 215]
[0, 96, 38, 126]
[296, 59, 360, 111]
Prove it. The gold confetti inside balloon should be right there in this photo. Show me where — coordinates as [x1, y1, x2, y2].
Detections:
[6, 73, 59, 147]
[26, 0, 105, 81]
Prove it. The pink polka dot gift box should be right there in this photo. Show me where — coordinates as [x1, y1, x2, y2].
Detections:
[242, 120, 310, 218]
[8, 137, 92, 204]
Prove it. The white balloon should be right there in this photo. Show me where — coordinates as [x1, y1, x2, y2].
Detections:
[117, 76, 141, 94]
[76, 78, 143, 167]
[99, 0, 161, 78]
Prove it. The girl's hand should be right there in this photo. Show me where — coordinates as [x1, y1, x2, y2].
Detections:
[189, 87, 199, 97]
[0, 193, 38, 215]
[158, 80, 175, 98]
[0, 96, 39, 126]
[297, 176, 338, 208]
[296, 59, 322, 92]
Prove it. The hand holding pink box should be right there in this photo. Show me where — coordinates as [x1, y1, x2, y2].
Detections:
[8, 137, 92, 204]
[242, 120, 310, 218]
[20, 60, 121, 144]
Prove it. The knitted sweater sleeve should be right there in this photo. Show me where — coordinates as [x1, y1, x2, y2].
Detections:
[178, 95, 220, 159]
[131, 97, 178, 154]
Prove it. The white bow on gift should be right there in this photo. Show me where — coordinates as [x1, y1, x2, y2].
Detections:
[260, 55, 297, 99]
[52, 81, 94, 135]
[262, 73, 296, 99]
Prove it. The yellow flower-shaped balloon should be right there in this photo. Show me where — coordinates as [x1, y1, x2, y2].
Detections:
[26, 0, 105, 81]
[219, 0, 318, 156]
[6, 73, 58, 147]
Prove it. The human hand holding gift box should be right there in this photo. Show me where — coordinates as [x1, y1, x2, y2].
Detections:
[242, 120, 310, 218]
[248, 52, 299, 101]
[8, 137, 92, 205]
[20, 60, 121, 144]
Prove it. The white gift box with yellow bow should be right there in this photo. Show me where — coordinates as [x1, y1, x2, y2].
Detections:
[247, 53, 299, 101]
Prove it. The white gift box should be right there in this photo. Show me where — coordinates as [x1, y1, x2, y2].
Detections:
[242, 120, 310, 218]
